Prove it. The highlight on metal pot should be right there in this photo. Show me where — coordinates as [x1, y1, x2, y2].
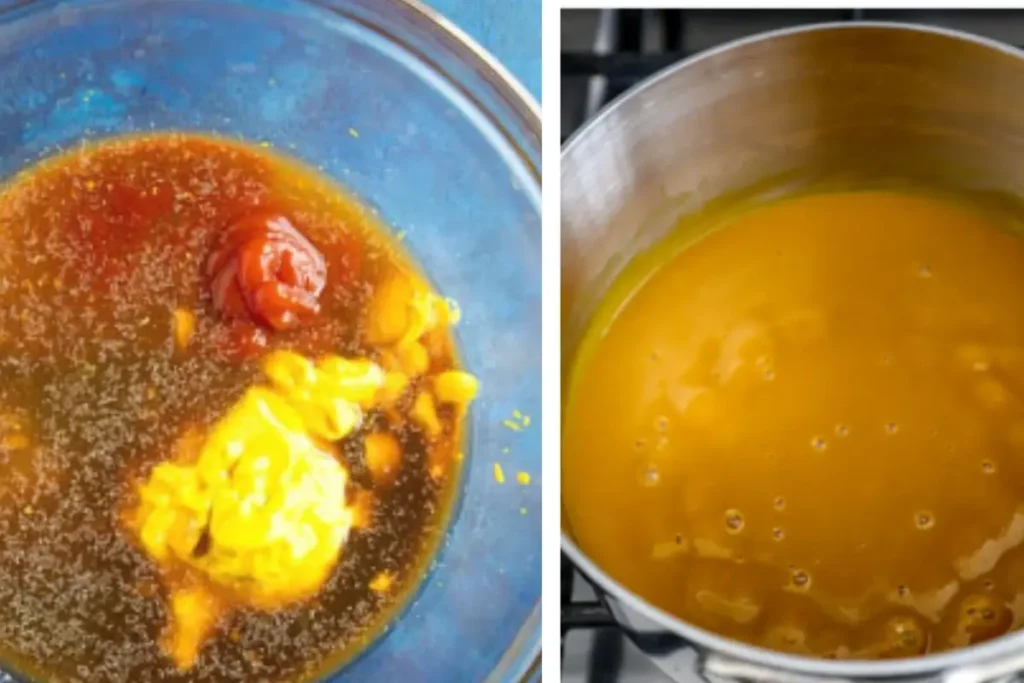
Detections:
[563, 22, 1024, 683]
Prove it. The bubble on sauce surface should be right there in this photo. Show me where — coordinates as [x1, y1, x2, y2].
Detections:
[981, 459, 996, 474]
[877, 615, 929, 656]
[885, 422, 900, 435]
[754, 355, 775, 382]
[947, 592, 1013, 647]
[823, 645, 852, 660]
[724, 509, 744, 534]
[788, 569, 811, 592]
[638, 462, 660, 487]
[834, 423, 849, 438]
[773, 496, 786, 511]
[810, 436, 827, 451]
[915, 511, 935, 530]
[763, 624, 807, 654]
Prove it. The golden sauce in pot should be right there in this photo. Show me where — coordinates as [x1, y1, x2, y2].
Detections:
[564, 191, 1024, 658]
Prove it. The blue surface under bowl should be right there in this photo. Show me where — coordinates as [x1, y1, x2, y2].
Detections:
[0, 0, 541, 681]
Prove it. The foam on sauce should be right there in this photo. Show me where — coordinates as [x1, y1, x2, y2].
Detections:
[564, 191, 1024, 658]
[0, 133, 464, 681]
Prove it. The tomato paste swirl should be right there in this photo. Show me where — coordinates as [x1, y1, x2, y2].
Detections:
[207, 209, 327, 331]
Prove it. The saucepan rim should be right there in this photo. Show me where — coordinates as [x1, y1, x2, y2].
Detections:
[561, 20, 1024, 679]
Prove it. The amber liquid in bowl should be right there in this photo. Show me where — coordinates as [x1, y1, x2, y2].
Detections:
[0, 133, 463, 681]
[564, 190, 1024, 658]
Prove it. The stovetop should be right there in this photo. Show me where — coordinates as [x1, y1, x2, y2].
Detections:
[560, 8, 1024, 682]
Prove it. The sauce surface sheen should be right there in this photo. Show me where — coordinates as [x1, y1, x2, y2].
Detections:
[564, 191, 1024, 657]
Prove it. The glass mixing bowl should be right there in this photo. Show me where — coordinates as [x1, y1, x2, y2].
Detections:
[0, 1, 541, 681]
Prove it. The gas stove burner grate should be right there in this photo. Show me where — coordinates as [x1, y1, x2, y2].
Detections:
[561, 554, 614, 642]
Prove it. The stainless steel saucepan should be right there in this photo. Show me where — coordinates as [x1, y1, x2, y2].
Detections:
[562, 23, 1024, 683]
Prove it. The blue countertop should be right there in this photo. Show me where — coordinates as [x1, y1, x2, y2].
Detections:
[425, 0, 542, 103]
[0, 0, 542, 102]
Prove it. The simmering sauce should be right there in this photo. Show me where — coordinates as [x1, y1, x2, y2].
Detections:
[0, 134, 471, 681]
[564, 191, 1024, 658]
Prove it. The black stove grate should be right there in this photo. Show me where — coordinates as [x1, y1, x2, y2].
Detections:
[560, 7, 1024, 680]
[561, 555, 613, 638]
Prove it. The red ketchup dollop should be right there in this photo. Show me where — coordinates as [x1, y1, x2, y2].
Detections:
[207, 209, 327, 331]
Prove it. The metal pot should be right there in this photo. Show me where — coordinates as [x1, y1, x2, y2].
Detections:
[561, 23, 1024, 683]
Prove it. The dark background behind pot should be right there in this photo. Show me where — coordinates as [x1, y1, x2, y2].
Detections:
[561, 8, 1024, 683]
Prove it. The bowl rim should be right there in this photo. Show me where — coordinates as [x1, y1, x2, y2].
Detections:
[384, 3, 541, 680]
[0, 0, 541, 154]
[561, 20, 1024, 680]
[401, 0, 541, 132]
[0, 1, 542, 681]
